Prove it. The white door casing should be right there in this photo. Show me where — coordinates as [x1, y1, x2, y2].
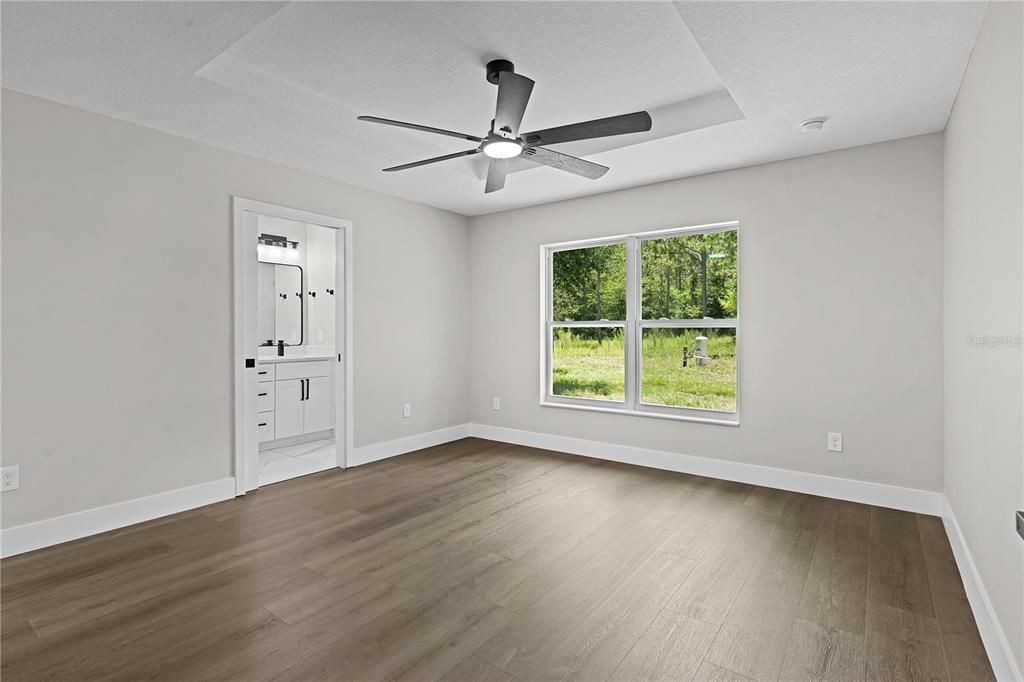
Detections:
[233, 197, 353, 495]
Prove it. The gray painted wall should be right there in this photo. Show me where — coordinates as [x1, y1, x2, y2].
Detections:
[943, 1, 1024, 672]
[1, 90, 471, 528]
[468, 134, 945, 493]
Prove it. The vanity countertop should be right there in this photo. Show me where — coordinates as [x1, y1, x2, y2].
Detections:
[257, 353, 334, 365]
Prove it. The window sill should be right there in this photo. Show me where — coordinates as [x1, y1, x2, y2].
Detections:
[540, 400, 740, 427]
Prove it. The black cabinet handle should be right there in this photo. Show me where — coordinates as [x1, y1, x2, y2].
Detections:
[258, 392, 267, 397]
[299, 381, 304, 401]
[304, 378, 310, 400]
[258, 422, 267, 427]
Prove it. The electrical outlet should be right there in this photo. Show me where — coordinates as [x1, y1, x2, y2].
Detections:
[492, 396, 501, 411]
[1, 466, 20, 492]
[403, 403, 411, 419]
[827, 432, 843, 453]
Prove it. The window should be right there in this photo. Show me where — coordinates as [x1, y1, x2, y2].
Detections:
[542, 222, 738, 423]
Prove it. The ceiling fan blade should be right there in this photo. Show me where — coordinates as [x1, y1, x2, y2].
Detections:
[522, 111, 652, 147]
[485, 159, 508, 193]
[494, 71, 534, 138]
[523, 146, 608, 180]
[358, 116, 483, 143]
[382, 149, 480, 172]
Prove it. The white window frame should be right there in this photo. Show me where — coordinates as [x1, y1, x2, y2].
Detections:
[539, 220, 740, 426]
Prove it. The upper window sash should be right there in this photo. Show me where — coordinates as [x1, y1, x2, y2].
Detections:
[546, 238, 629, 324]
[637, 223, 738, 324]
[544, 225, 739, 315]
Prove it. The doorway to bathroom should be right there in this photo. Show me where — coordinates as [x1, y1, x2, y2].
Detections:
[232, 198, 353, 493]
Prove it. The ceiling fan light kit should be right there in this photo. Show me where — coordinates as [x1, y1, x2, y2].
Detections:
[358, 59, 652, 194]
[482, 138, 523, 159]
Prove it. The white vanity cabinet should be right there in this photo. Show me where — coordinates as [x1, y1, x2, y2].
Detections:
[303, 376, 333, 433]
[256, 364, 276, 442]
[274, 379, 305, 440]
[257, 358, 333, 445]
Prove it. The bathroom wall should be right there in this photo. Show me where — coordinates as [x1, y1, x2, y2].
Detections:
[255, 216, 336, 350]
[256, 262, 276, 344]
[256, 215, 307, 346]
[305, 223, 337, 347]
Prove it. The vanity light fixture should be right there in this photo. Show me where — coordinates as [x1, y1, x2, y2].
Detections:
[258, 233, 299, 249]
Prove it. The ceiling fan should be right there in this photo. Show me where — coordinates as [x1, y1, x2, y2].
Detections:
[358, 59, 652, 194]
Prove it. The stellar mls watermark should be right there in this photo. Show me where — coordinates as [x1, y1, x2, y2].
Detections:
[967, 334, 1023, 348]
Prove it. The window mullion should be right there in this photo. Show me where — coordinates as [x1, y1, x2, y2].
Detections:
[625, 236, 639, 410]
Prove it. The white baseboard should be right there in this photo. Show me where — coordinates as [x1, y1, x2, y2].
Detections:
[348, 424, 472, 467]
[0, 477, 236, 559]
[942, 499, 1022, 682]
[468, 423, 945, 516]
[0, 423, 473, 558]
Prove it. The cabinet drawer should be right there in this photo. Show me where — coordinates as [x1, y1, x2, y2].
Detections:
[275, 360, 330, 380]
[257, 412, 275, 442]
[256, 364, 276, 382]
[256, 383, 275, 413]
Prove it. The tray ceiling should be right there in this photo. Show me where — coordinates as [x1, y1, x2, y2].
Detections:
[1, 1, 986, 216]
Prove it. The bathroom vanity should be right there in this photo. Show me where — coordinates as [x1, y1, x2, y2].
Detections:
[256, 355, 335, 446]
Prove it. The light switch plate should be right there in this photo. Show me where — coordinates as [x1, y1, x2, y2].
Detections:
[493, 397, 501, 410]
[402, 403, 411, 419]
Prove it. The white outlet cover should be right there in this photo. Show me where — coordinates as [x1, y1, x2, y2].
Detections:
[828, 432, 843, 453]
[1, 465, 20, 491]
[493, 397, 501, 410]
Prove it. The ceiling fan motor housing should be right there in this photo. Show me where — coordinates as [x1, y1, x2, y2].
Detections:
[486, 59, 515, 85]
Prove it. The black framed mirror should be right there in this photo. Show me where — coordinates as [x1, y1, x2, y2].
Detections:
[257, 262, 304, 346]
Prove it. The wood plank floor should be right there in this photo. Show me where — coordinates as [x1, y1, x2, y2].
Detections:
[1, 438, 994, 681]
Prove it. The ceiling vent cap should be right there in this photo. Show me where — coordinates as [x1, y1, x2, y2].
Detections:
[801, 117, 827, 132]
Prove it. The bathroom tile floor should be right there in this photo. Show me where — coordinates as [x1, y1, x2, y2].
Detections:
[258, 437, 336, 486]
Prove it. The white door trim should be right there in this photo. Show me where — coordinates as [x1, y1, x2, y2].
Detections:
[232, 197, 354, 495]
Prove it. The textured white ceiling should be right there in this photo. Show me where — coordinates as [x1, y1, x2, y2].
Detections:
[1, 1, 986, 216]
